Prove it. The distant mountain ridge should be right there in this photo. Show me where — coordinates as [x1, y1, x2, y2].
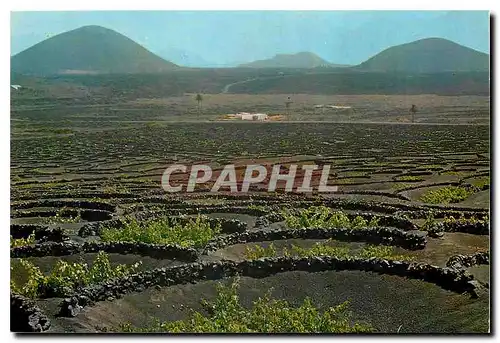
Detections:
[238, 52, 348, 68]
[11, 25, 178, 75]
[357, 37, 489, 73]
[10, 26, 489, 74]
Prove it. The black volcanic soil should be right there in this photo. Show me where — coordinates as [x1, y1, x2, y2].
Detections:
[37, 270, 489, 333]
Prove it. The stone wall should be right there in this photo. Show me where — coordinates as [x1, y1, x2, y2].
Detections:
[10, 293, 51, 332]
[58, 256, 484, 317]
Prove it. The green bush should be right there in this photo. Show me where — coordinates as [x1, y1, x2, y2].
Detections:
[10, 233, 36, 248]
[245, 240, 413, 261]
[245, 243, 277, 259]
[101, 215, 220, 248]
[10, 251, 140, 298]
[367, 216, 380, 227]
[443, 213, 489, 225]
[120, 278, 373, 333]
[282, 206, 379, 230]
[420, 212, 437, 231]
[419, 186, 475, 204]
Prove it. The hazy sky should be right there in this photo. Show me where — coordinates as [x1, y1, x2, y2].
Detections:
[11, 11, 490, 66]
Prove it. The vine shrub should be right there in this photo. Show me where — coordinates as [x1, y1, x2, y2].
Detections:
[101, 215, 221, 248]
[419, 186, 475, 204]
[120, 279, 373, 333]
[443, 213, 489, 225]
[420, 213, 437, 231]
[11, 233, 36, 248]
[42, 207, 82, 224]
[244, 241, 413, 261]
[10, 251, 140, 298]
[244, 244, 277, 260]
[282, 206, 380, 229]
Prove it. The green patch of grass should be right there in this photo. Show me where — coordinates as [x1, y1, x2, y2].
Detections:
[120, 278, 373, 333]
[419, 186, 475, 204]
[100, 215, 220, 248]
[10, 251, 140, 298]
[282, 206, 379, 230]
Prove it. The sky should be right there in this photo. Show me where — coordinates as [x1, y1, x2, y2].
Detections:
[10, 11, 490, 67]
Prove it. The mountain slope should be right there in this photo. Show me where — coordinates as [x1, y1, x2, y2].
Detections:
[239, 52, 346, 68]
[357, 37, 489, 73]
[153, 47, 217, 68]
[11, 25, 178, 75]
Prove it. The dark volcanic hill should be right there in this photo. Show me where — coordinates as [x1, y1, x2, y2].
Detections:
[239, 52, 347, 68]
[11, 25, 178, 75]
[357, 37, 489, 73]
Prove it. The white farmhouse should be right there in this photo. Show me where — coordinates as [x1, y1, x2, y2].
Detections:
[252, 113, 268, 121]
[233, 112, 268, 121]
